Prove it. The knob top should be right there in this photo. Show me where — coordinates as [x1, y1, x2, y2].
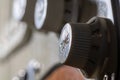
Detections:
[59, 23, 72, 63]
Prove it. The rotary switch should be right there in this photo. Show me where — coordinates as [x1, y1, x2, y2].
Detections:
[12, 0, 37, 27]
[59, 17, 115, 77]
[12, 0, 64, 31]
[12, 0, 46, 27]
[34, 0, 64, 32]
[12, 0, 81, 32]
[34, 0, 82, 32]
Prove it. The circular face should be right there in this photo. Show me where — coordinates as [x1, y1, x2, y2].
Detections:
[12, 0, 27, 21]
[34, 0, 47, 29]
[59, 23, 72, 63]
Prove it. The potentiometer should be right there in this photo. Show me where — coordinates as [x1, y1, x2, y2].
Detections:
[11, 0, 64, 31]
[59, 17, 117, 78]
[34, 0, 64, 32]
[34, 0, 82, 32]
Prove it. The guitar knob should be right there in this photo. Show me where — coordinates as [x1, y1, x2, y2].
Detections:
[12, 0, 27, 21]
[59, 17, 110, 77]
[59, 22, 92, 75]
[34, 0, 64, 32]
[34, 0, 82, 33]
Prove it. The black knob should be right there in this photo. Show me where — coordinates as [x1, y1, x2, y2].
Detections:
[59, 17, 111, 77]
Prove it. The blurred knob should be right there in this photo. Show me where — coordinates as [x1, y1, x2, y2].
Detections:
[11, 0, 64, 31]
[37, 0, 82, 32]
[12, 0, 82, 33]
[34, 0, 64, 32]
[12, 0, 36, 27]
[12, 0, 28, 21]
[59, 17, 112, 77]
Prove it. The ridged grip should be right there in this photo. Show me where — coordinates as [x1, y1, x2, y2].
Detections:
[64, 23, 92, 71]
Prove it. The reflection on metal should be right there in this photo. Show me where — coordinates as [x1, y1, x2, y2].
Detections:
[12, 59, 41, 80]
[27, 60, 41, 80]
[97, 1, 107, 17]
[103, 74, 108, 80]
[77, 69, 95, 80]
[12, 76, 20, 80]
[96, 0, 114, 22]
[12, 0, 27, 21]
[111, 73, 115, 80]
[27, 59, 41, 73]
[18, 69, 26, 80]
[59, 23, 72, 63]
[34, 0, 47, 29]
[80, 0, 113, 23]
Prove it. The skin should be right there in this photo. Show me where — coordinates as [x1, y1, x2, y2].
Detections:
[45, 65, 85, 80]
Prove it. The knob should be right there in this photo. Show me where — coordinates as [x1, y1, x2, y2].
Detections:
[34, 0, 64, 32]
[34, 0, 82, 33]
[12, 0, 82, 33]
[12, 0, 27, 21]
[12, 0, 64, 31]
[59, 17, 112, 77]
[12, 0, 36, 27]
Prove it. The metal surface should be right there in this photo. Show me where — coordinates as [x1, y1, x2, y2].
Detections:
[79, 0, 113, 23]
[12, 59, 41, 80]
[11, 0, 82, 33]
[59, 23, 72, 63]
[12, 0, 27, 21]
[34, 0, 82, 33]
[34, 0, 47, 29]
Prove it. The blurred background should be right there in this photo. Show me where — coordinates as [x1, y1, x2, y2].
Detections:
[0, 0, 59, 80]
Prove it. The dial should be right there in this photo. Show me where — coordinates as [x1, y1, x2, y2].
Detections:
[59, 23, 72, 63]
[59, 22, 91, 67]
[12, 0, 27, 21]
[34, 0, 47, 29]
[58, 17, 114, 77]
